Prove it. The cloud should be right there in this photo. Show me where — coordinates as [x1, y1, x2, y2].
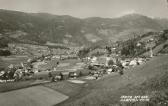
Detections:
[123, 10, 136, 15]
[118, 10, 137, 17]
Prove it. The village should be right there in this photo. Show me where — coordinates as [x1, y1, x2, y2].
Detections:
[0, 35, 154, 83]
[0, 29, 168, 106]
[1, 1, 168, 105]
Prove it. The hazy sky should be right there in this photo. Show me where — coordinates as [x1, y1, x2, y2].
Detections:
[0, 0, 168, 18]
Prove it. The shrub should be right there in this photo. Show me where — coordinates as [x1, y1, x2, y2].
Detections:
[0, 49, 11, 56]
[108, 60, 114, 66]
[0, 37, 9, 48]
[77, 48, 90, 59]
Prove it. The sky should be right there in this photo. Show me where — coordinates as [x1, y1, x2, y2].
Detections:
[0, 0, 168, 18]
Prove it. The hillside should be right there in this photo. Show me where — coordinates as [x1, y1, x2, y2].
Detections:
[0, 9, 168, 46]
[53, 54, 168, 106]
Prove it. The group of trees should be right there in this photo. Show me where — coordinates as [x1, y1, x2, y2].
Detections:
[77, 47, 90, 59]
[0, 68, 15, 80]
[0, 37, 9, 48]
[105, 46, 112, 55]
[77, 38, 142, 58]
[120, 37, 146, 57]
[120, 38, 137, 56]
[158, 30, 168, 43]
[0, 49, 11, 56]
[77, 30, 168, 58]
[0, 37, 12, 56]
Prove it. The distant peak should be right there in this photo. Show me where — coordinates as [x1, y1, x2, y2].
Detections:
[119, 13, 150, 19]
[122, 13, 145, 17]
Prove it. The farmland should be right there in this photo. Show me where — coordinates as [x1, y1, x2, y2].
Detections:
[0, 55, 28, 69]
[0, 86, 68, 106]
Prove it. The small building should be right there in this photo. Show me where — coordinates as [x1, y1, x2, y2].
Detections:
[60, 72, 69, 80]
[69, 72, 78, 79]
[91, 56, 97, 63]
[97, 57, 107, 66]
[129, 59, 137, 66]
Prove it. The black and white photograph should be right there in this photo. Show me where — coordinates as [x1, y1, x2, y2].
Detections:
[0, 0, 168, 106]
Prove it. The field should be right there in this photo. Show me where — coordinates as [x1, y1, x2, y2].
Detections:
[57, 59, 83, 70]
[33, 59, 87, 79]
[44, 81, 84, 97]
[0, 80, 50, 93]
[38, 59, 82, 71]
[0, 81, 34, 92]
[0, 55, 28, 70]
[0, 86, 68, 106]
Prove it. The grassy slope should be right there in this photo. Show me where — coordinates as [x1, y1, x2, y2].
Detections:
[0, 80, 49, 93]
[143, 40, 168, 57]
[0, 81, 34, 92]
[0, 86, 68, 106]
[44, 81, 84, 97]
[54, 55, 168, 106]
[0, 58, 6, 70]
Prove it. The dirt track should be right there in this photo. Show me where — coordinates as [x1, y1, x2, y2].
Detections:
[0, 86, 68, 106]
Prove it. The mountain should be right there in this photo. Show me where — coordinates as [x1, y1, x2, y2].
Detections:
[83, 14, 164, 42]
[0, 9, 168, 46]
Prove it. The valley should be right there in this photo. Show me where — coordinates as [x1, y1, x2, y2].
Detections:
[0, 9, 168, 106]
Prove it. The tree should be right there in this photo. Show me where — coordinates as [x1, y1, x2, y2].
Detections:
[108, 60, 114, 66]
[105, 46, 112, 54]
[79, 71, 83, 77]
[0, 37, 9, 48]
[8, 69, 15, 79]
[121, 38, 137, 56]
[48, 72, 52, 78]
[77, 48, 90, 59]
[0, 50, 11, 56]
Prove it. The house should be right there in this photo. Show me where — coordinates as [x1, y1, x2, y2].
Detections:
[89, 55, 117, 67]
[129, 59, 137, 66]
[91, 56, 97, 63]
[69, 72, 78, 79]
[97, 57, 107, 66]
[137, 58, 145, 65]
[107, 68, 112, 74]
[60, 72, 69, 80]
[136, 42, 142, 47]
[121, 60, 130, 68]
[52, 55, 61, 59]
[0, 71, 5, 77]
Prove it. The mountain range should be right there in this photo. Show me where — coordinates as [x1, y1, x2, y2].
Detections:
[0, 9, 168, 46]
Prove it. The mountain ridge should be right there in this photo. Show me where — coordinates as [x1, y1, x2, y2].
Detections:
[0, 9, 168, 46]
